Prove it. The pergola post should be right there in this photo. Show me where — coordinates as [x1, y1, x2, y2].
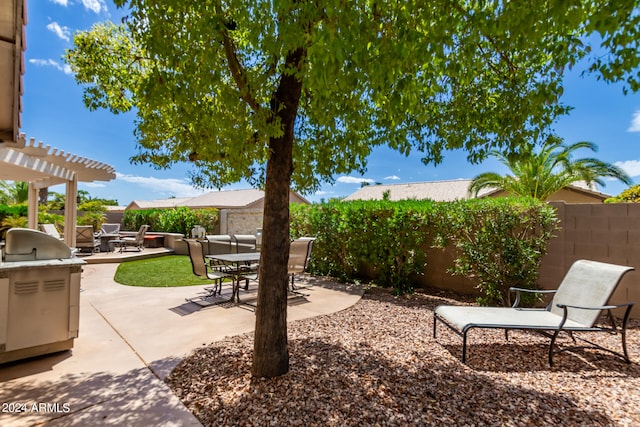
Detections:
[27, 182, 38, 229]
[64, 176, 78, 248]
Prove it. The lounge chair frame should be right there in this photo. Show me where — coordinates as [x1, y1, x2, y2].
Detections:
[433, 260, 635, 366]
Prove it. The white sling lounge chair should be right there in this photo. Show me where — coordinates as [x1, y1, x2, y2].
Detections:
[433, 259, 635, 366]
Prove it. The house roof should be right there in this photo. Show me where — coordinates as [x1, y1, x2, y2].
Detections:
[343, 179, 612, 202]
[182, 189, 268, 209]
[125, 189, 310, 210]
[343, 180, 494, 202]
[478, 180, 612, 201]
[126, 197, 191, 210]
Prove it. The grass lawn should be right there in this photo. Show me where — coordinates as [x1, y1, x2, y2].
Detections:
[114, 255, 214, 287]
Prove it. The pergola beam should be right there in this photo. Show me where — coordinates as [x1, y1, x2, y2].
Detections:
[0, 135, 115, 247]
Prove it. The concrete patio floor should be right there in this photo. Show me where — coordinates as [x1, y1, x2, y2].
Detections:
[0, 260, 363, 426]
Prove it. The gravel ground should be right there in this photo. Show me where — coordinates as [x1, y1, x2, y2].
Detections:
[166, 285, 640, 426]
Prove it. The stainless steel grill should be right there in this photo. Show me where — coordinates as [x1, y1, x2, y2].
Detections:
[1, 228, 85, 364]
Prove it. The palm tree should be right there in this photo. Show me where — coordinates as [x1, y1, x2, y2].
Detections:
[468, 136, 633, 200]
[0, 181, 29, 205]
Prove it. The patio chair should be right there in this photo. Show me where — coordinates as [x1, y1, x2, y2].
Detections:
[433, 259, 635, 366]
[287, 237, 315, 296]
[232, 234, 257, 253]
[205, 234, 234, 255]
[100, 223, 121, 235]
[184, 239, 231, 303]
[39, 223, 63, 240]
[75, 225, 100, 253]
[119, 224, 149, 252]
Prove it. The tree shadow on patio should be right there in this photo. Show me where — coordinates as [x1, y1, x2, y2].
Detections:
[0, 363, 196, 426]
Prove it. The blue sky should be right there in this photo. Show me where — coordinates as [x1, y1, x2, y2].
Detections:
[21, 0, 640, 205]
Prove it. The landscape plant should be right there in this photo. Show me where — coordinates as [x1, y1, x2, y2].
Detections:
[433, 198, 559, 306]
[291, 198, 558, 305]
[66, 1, 640, 377]
[291, 200, 431, 293]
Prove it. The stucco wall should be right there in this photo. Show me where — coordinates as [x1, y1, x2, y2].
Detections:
[220, 208, 263, 235]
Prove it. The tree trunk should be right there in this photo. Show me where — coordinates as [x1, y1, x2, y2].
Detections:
[38, 187, 49, 205]
[252, 47, 305, 378]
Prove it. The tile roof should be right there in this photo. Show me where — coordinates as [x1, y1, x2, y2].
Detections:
[126, 189, 310, 210]
[127, 198, 191, 209]
[178, 189, 266, 208]
[343, 179, 612, 202]
[343, 180, 493, 202]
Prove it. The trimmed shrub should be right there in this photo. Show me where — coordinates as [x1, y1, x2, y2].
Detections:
[123, 207, 218, 236]
[290, 197, 558, 304]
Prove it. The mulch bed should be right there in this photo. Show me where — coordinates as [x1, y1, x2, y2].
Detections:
[167, 286, 640, 426]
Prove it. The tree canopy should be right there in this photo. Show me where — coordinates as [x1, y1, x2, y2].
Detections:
[605, 184, 640, 203]
[468, 137, 633, 200]
[68, 2, 611, 191]
[66, 0, 640, 377]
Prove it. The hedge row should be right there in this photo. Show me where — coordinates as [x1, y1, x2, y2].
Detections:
[0, 204, 28, 220]
[123, 206, 219, 237]
[290, 197, 558, 306]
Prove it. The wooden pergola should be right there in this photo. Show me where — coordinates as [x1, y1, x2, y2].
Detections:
[1, 0, 116, 247]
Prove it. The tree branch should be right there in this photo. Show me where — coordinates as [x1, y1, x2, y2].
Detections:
[221, 30, 261, 112]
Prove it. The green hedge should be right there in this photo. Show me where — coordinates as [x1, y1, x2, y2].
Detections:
[290, 197, 558, 305]
[123, 206, 219, 237]
[0, 204, 28, 220]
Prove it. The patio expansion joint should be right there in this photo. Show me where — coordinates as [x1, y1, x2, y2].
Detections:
[88, 301, 162, 383]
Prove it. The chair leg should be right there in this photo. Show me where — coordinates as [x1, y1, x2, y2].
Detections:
[432, 315, 437, 339]
[462, 330, 468, 363]
[548, 330, 561, 367]
[621, 304, 633, 363]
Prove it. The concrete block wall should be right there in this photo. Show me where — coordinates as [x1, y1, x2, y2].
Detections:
[538, 202, 640, 317]
[416, 201, 640, 318]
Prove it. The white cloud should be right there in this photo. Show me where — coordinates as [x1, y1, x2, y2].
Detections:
[628, 110, 640, 132]
[47, 22, 71, 42]
[615, 160, 640, 177]
[83, 182, 106, 188]
[115, 173, 208, 197]
[336, 176, 374, 184]
[50, 0, 105, 13]
[28, 58, 72, 75]
[81, 0, 107, 14]
[384, 175, 400, 180]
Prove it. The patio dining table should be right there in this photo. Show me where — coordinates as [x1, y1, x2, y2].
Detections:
[206, 252, 260, 304]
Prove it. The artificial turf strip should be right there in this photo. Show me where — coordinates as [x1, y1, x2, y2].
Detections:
[114, 255, 218, 287]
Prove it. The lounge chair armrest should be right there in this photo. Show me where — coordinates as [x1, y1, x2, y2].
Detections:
[556, 301, 635, 311]
[555, 302, 636, 331]
[510, 287, 556, 308]
[509, 287, 556, 294]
